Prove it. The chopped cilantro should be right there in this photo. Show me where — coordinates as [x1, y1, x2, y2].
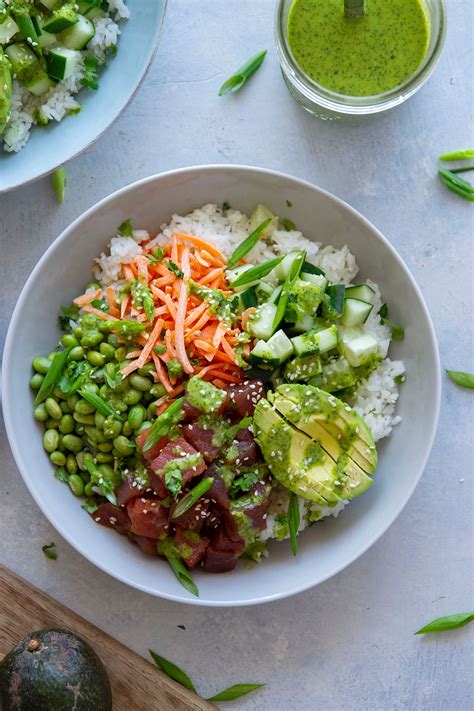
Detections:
[58, 304, 79, 331]
[147, 247, 165, 264]
[167, 260, 184, 278]
[118, 219, 134, 237]
[42, 543, 57, 560]
[80, 54, 102, 91]
[154, 344, 166, 355]
[166, 358, 184, 378]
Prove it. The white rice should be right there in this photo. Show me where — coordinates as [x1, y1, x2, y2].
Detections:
[1, 2, 128, 153]
[93, 203, 405, 541]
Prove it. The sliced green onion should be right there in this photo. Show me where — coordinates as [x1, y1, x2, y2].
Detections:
[51, 167, 66, 204]
[35, 347, 73, 405]
[445, 370, 474, 390]
[440, 175, 474, 202]
[272, 251, 305, 331]
[149, 650, 197, 691]
[280, 218, 296, 231]
[172, 478, 214, 519]
[302, 260, 325, 276]
[288, 492, 300, 556]
[438, 166, 474, 194]
[84, 458, 117, 505]
[118, 219, 133, 237]
[158, 538, 199, 597]
[143, 397, 185, 452]
[415, 612, 474, 634]
[78, 389, 124, 421]
[218, 49, 267, 96]
[378, 304, 404, 340]
[207, 684, 266, 702]
[439, 149, 474, 161]
[228, 218, 272, 268]
[229, 255, 285, 288]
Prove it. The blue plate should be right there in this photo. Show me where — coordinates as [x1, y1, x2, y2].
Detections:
[0, 0, 167, 193]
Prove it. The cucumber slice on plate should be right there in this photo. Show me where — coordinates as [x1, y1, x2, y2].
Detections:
[344, 284, 375, 303]
[240, 286, 258, 309]
[274, 252, 304, 282]
[247, 302, 278, 341]
[32, 15, 58, 49]
[341, 298, 373, 327]
[341, 333, 378, 367]
[40, 0, 62, 9]
[43, 3, 79, 33]
[0, 16, 20, 44]
[61, 14, 95, 49]
[291, 325, 339, 357]
[47, 46, 80, 81]
[248, 329, 294, 367]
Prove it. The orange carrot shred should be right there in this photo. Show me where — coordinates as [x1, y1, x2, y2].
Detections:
[73, 288, 102, 307]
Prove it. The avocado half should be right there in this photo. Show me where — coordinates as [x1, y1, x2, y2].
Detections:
[0, 628, 112, 711]
[253, 384, 377, 504]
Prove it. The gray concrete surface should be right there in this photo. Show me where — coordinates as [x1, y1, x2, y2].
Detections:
[1, 1, 473, 708]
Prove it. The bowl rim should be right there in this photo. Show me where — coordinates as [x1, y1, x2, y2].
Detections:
[0, 0, 168, 195]
[1, 164, 441, 606]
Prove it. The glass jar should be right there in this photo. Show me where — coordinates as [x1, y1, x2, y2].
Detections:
[275, 0, 447, 120]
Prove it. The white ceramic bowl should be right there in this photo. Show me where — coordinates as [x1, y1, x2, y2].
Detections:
[0, 0, 167, 194]
[2, 166, 440, 606]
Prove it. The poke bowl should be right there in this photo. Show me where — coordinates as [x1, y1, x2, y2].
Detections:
[2, 165, 441, 605]
[0, 0, 167, 193]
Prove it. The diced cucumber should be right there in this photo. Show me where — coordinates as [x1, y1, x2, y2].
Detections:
[255, 281, 274, 303]
[341, 334, 378, 367]
[284, 354, 322, 382]
[46, 46, 79, 80]
[320, 357, 358, 392]
[61, 14, 95, 49]
[326, 284, 345, 315]
[240, 286, 258, 309]
[339, 325, 362, 344]
[23, 69, 55, 96]
[291, 312, 315, 333]
[226, 264, 258, 291]
[344, 284, 375, 303]
[32, 15, 58, 48]
[5, 43, 37, 75]
[249, 204, 278, 235]
[248, 340, 280, 368]
[13, 12, 41, 54]
[248, 329, 294, 367]
[43, 3, 78, 33]
[0, 15, 19, 44]
[274, 252, 305, 282]
[291, 325, 339, 357]
[77, 0, 101, 14]
[341, 298, 373, 327]
[269, 285, 282, 303]
[300, 272, 328, 291]
[247, 302, 278, 341]
[40, 0, 62, 9]
[301, 260, 325, 276]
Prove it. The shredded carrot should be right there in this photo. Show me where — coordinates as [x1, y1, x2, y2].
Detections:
[199, 267, 224, 286]
[220, 337, 237, 363]
[164, 329, 176, 359]
[184, 302, 208, 327]
[73, 288, 101, 307]
[122, 265, 135, 281]
[135, 255, 150, 283]
[82, 305, 118, 321]
[105, 287, 120, 317]
[120, 293, 130, 319]
[173, 232, 226, 262]
[152, 352, 173, 393]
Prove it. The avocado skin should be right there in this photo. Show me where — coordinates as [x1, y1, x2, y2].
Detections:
[0, 628, 112, 710]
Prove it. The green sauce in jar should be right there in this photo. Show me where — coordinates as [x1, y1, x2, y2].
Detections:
[287, 0, 429, 96]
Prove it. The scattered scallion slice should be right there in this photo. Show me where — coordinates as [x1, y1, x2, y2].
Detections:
[229, 255, 285, 288]
[228, 218, 272, 268]
[51, 167, 66, 204]
[157, 538, 199, 597]
[172, 478, 214, 519]
[415, 612, 474, 634]
[288, 492, 300, 556]
[143, 397, 185, 452]
[207, 684, 266, 702]
[445, 370, 474, 390]
[437, 151, 474, 202]
[42, 543, 57, 560]
[378, 304, 404, 340]
[439, 149, 474, 161]
[35, 347, 73, 405]
[84, 458, 117, 505]
[218, 49, 267, 96]
[78, 389, 124, 420]
[149, 650, 197, 691]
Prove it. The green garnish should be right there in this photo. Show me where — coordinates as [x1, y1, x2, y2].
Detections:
[166, 358, 184, 378]
[98, 319, 147, 336]
[166, 260, 184, 278]
[81, 54, 101, 90]
[103, 362, 123, 390]
[415, 612, 474, 635]
[78, 389, 124, 420]
[164, 467, 183, 499]
[157, 538, 199, 597]
[149, 650, 197, 691]
[51, 167, 66, 204]
[439, 149, 474, 161]
[143, 397, 185, 452]
[81, 498, 99, 514]
[117, 218, 133, 237]
[84, 458, 117, 505]
[288, 492, 300, 556]
[285, 199, 293, 207]
[222, 201, 231, 211]
[229, 255, 284, 288]
[58, 304, 80, 331]
[228, 218, 272, 268]
[35, 347, 73, 405]
[437, 151, 474, 202]
[42, 543, 57, 560]
[172, 477, 214, 519]
[130, 279, 154, 324]
[154, 344, 166, 355]
[147, 247, 165, 264]
[207, 684, 266, 702]
[302, 261, 325, 276]
[218, 49, 267, 96]
[280, 218, 296, 231]
[59, 360, 92, 396]
[273, 251, 305, 330]
[378, 304, 404, 340]
[445, 370, 474, 390]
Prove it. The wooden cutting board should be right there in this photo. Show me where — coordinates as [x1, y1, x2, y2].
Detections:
[0, 565, 213, 711]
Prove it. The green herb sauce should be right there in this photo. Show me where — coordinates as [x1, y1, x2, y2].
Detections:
[287, 0, 429, 96]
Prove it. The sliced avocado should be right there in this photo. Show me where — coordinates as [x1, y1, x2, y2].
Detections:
[0, 48, 12, 134]
[253, 399, 344, 505]
[272, 395, 374, 498]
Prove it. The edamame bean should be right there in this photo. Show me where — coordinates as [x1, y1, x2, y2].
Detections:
[84, 482, 94, 496]
[60, 401, 72, 414]
[103, 416, 122, 439]
[67, 394, 79, 409]
[97, 442, 112, 452]
[33, 356, 51, 374]
[99, 385, 110, 399]
[150, 383, 166, 398]
[95, 411, 106, 429]
[73, 326, 83, 339]
[70, 346, 85, 361]
[128, 405, 146, 430]
[81, 330, 104, 348]
[138, 363, 155, 376]
[62, 434, 84, 453]
[61, 334, 79, 348]
[122, 421, 133, 437]
[107, 333, 119, 347]
[34, 404, 48, 422]
[30, 373, 44, 390]
[85, 281, 100, 290]
[59, 414, 75, 434]
[68, 474, 84, 497]
[138, 420, 153, 433]
[81, 382, 99, 395]
[99, 342, 116, 360]
[87, 351, 105, 367]
[75, 424, 85, 435]
[50, 451, 66, 467]
[84, 426, 99, 443]
[66, 453, 78, 475]
[76, 452, 86, 471]
[114, 378, 129, 394]
[83, 452, 95, 467]
[45, 417, 61, 429]
[123, 388, 142, 405]
[73, 412, 96, 425]
[82, 313, 99, 326]
[45, 398, 62, 420]
[48, 352, 58, 361]
[113, 435, 135, 457]
[43, 429, 59, 453]
[53, 387, 66, 400]
[115, 347, 127, 362]
[129, 374, 153, 392]
[75, 399, 96, 415]
[148, 403, 157, 418]
[96, 452, 114, 463]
